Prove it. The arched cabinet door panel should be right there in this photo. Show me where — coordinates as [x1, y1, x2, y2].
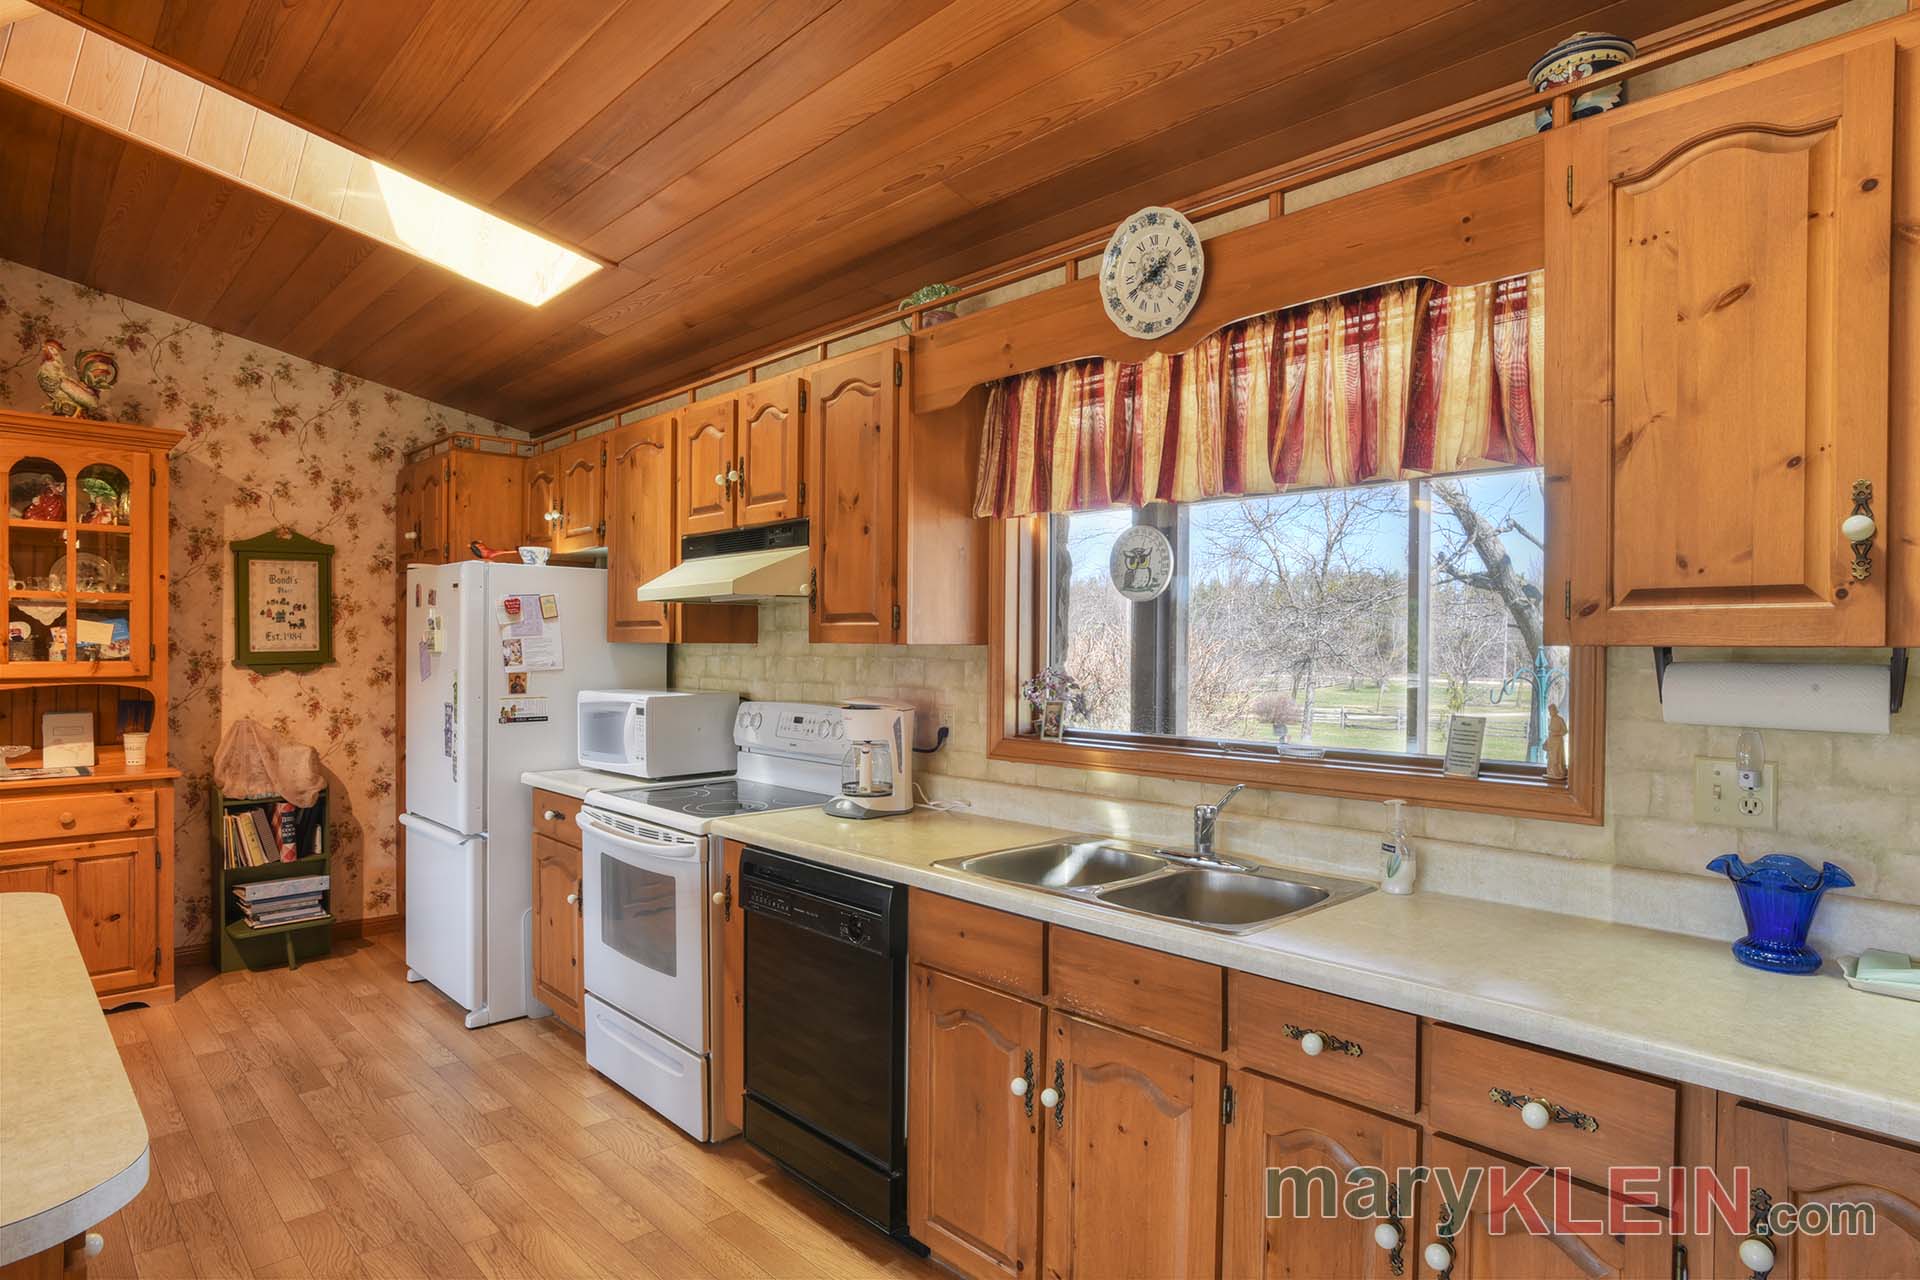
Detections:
[739, 374, 806, 527]
[678, 400, 738, 540]
[606, 413, 675, 643]
[1546, 42, 1894, 647]
[807, 347, 897, 644]
[1719, 1103, 1920, 1280]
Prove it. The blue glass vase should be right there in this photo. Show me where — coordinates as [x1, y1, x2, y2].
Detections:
[1706, 854, 1854, 975]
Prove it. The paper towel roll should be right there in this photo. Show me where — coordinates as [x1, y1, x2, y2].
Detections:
[1659, 662, 1890, 734]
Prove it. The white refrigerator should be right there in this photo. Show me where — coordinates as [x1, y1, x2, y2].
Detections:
[400, 560, 664, 1028]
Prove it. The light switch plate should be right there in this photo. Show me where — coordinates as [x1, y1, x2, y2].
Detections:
[1693, 758, 1776, 828]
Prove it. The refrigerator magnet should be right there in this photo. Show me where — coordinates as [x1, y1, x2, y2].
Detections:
[539, 593, 559, 620]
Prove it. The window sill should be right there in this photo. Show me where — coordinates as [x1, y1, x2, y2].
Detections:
[987, 726, 1603, 825]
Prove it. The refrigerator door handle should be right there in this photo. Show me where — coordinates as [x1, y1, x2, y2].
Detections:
[399, 812, 486, 843]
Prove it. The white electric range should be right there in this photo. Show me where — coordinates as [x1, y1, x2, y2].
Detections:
[576, 700, 848, 1140]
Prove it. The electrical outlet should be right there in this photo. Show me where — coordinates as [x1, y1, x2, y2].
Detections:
[1693, 758, 1776, 829]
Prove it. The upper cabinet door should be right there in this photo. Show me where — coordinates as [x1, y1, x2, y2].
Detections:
[1547, 44, 1894, 646]
[524, 457, 560, 548]
[607, 414, 676, 644]
[415, 457, 450, 562]
[396, 462, 424, 565]
[809, 347, 898, 644]
[679, 399, 738, 539]
[555, 435, 606, 553]
[738, 374, 806, 527]
[1042, 1013, 1220, 1280]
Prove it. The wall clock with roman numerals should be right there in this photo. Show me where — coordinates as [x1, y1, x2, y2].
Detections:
[1098, 205, 1205, 339]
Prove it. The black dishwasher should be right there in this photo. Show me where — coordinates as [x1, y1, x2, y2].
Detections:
[740, 847, 914, 1242]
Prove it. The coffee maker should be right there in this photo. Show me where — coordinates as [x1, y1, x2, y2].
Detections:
[824, 699, 914, 819]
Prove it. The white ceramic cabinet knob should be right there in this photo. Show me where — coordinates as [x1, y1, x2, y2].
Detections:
[1009, 1076, 1029, 1098]
[543, 809, 563, 821]
[714, 472, 727, 486]
[1738, 1237, 1776, 1274]
[1039, 1086, 1060, 1109]
[1423, 1241, 1453, 1273]
[710, 891, 725, 906]
[1299, 1031, 1325, 1056]
[83, 1235, 104, 1260]
[727, 469, 742, 483]
[1842, 513, 1876, 543]
[1520, 1099, 1552, 1130]
[566, 893, 579, 906]
[1373, 1222, 1401, 1251]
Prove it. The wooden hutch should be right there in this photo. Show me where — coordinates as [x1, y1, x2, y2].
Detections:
[0, 409, 183, 1007]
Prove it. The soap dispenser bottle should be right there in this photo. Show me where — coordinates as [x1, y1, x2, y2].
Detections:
[1381, 798, 1415, 895]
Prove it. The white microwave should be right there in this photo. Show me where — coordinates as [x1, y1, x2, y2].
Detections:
[577, 690, 740, 779]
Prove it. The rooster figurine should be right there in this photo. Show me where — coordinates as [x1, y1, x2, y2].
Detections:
[36, 339, 119, 421]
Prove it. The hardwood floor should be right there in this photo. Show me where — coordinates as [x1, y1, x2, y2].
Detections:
[92, 934, 940, 1279]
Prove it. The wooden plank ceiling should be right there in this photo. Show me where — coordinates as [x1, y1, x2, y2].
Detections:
[5, 0, 1729, 430]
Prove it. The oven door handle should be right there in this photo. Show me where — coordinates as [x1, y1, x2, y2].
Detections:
[579, 813, 701, 861]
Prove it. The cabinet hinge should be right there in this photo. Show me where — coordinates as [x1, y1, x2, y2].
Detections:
[798, 480, 807, 507]
[153, 945, 162, 972]
[721, 873, 733, 922]
[1221, 1083, 1236, 1127]
[798, 385, 807, 413]
[600, 445, 607, 466]
[893, 360, 903, 387]
[154, 848, 161, 869]
[150, 466, 158, 485]
[1672, 1242, 1688, 1280]
[891, 603, 900, 632]
[1565, 165, 1574, 209]
[1562, 580, 1573, 621]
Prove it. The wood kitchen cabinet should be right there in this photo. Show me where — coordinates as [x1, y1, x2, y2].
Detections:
[1717, 1102, 1920, 1279]
[529, 790, 583, 1033]
[524, 450, 561, 549]
[720, 838, 745, 1131]
[809, 345, 899, 644]
[679, 397, 741, 539]
[0, 836, 159, 996]
[1045, 1012, 1222, 1280]
[1225, 1072, 1419, 1280]
[1546, 42, 1897, 646]
[395, 437, 525, 563]
[605, 410, 758, 646]
[1421, 1138, 1669, 1279]
[908, 964, 1043, 1280]
[807, 343, 988, 644]
[555, 430, 607, 553]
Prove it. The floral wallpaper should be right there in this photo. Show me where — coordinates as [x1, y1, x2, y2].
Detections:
[0, 257, 517, 948]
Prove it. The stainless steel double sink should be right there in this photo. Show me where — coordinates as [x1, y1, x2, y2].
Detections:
[933, 839, 1371, 935]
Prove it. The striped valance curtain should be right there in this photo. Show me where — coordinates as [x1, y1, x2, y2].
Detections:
[972, 271, 1544, 518]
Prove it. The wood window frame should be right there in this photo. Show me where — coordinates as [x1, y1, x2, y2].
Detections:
[986, 515, 1606, 824]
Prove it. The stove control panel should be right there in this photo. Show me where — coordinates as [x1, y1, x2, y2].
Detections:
[735, 701, 845, 758]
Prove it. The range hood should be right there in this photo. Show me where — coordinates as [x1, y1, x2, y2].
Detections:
[635, 519, 810, 603]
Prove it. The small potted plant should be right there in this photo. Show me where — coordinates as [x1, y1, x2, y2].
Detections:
[1021, 667, 1087, 741]
[900, 283, 961, 330]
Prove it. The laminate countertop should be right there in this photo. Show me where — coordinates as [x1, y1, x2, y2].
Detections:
[710, 806, 1920, 1145]
[519, 767, 654, 801]
[0, 895, 150, 1264]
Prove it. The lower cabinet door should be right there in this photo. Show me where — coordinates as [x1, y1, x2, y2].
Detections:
[1, 837, 158, 995]
[531, 833, 583, 1032]
[1225, 1071, 1420, 1280]
[1043, 1012, 1222, 1280]
[908, 964, 1042, 1280]
[1720, 1102, 1920, 1279]
[1424, 1137, 1670, 1279]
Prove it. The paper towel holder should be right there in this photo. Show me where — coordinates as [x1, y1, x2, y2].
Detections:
[1652, 647, 1908, 714]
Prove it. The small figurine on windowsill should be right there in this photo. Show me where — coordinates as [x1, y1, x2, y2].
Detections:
[1544, 702, 1568, 781]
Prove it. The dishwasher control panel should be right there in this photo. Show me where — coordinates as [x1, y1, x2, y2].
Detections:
[743, 879, 887, 956]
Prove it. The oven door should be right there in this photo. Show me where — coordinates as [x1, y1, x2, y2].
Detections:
[580, 811, 706, 1049]
[578, 698, 646, 775]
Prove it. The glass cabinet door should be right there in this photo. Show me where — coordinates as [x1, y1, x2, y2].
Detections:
[3, 449, 150, 676]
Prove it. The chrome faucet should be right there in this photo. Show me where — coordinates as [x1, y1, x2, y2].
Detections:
[1144, 782, 1251, 871]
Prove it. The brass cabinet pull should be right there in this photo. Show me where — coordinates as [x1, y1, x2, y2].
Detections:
[1844, 480, 1877, 582]
[1284, 1023, 1362, 1057]
[1489, 1086, 1600, 1133]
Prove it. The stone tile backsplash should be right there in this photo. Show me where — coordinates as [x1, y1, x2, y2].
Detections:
[675, 603, 1919, 948]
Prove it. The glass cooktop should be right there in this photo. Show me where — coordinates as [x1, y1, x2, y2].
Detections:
[605, 779, 831, 820]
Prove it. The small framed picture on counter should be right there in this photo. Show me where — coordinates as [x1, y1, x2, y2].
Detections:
[1038, 699, 1067, 741]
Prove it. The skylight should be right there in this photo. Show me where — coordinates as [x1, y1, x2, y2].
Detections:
[0, 9, 601, 306]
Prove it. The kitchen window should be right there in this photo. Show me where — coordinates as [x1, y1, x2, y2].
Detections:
[990, 471, 1605, 821]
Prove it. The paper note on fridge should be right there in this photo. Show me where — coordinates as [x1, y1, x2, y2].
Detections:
[497, 697, 550, 724]
[500, 632, 561, 672]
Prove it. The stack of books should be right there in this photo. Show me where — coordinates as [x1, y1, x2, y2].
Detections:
[223, 804, 299, 867]
[233, 875, 329, 929]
